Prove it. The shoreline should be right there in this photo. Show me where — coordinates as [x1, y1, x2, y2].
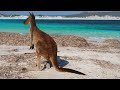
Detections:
[1, 31, 120, 43]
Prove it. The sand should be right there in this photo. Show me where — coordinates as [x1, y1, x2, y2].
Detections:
[0, 32, 120, 79]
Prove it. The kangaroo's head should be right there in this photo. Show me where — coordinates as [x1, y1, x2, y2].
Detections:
[24, 12, 35, 25]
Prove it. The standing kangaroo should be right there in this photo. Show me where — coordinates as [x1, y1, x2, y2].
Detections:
[24, 12, 85, 75]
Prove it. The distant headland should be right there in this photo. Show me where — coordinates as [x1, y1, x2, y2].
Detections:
[1, 11, 120, 20]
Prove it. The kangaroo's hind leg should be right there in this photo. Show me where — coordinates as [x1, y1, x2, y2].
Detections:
[40, 56, 51, 70]
[36, 53, 42, 70]
[35, 41, 51, 70]
[35, 42, 43, 70]
[42, 60, 51, 70]
[36, 51, 44, 71]
[36, 52, 51, 70]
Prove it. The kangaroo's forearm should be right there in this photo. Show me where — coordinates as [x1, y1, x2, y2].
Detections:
[30, 33, 34, 49]
[30, 38, 33, 45]
[30, 33, 33, 45]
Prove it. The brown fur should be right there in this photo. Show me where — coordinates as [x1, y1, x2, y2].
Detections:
[24, 12, 85, 75]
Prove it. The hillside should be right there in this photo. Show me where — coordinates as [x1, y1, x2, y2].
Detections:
[0, 13, 9, 17]
[65, 11, 120, 17]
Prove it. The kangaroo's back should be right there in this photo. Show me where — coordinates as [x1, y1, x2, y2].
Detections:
[35, 27, 57, 46]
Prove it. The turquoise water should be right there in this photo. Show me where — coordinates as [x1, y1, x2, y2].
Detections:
[0, 19, 120, 40]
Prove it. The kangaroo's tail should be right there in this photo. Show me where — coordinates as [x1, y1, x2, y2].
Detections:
[56, 67, 86, 75]
[51, 56, 86, 75]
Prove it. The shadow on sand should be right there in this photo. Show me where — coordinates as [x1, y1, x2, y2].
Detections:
[57, 56, 69, 67]
[57, 56, 86, 75]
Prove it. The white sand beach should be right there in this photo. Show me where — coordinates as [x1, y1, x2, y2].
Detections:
[0, 45, 120, 79]
[0, 32, 120, 79]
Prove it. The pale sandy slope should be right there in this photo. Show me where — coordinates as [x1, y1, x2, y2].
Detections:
[0, 45, 120, 79]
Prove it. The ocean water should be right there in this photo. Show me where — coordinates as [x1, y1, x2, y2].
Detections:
[0, 19, 120, 40]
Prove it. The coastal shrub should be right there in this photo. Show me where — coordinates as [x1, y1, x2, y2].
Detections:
[103, 39, 120, 48]
[52, 35, 89, 47]
[0, 32, 89, 47]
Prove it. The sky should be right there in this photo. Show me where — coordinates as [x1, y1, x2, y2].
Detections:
[0, 11, 82, 15]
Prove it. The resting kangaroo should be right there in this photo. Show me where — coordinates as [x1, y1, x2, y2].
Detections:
[24, 12, 85, 75]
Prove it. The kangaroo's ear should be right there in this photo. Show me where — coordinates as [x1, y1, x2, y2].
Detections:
[32, 13, 34, 16]
[29, 12, 32, 16]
